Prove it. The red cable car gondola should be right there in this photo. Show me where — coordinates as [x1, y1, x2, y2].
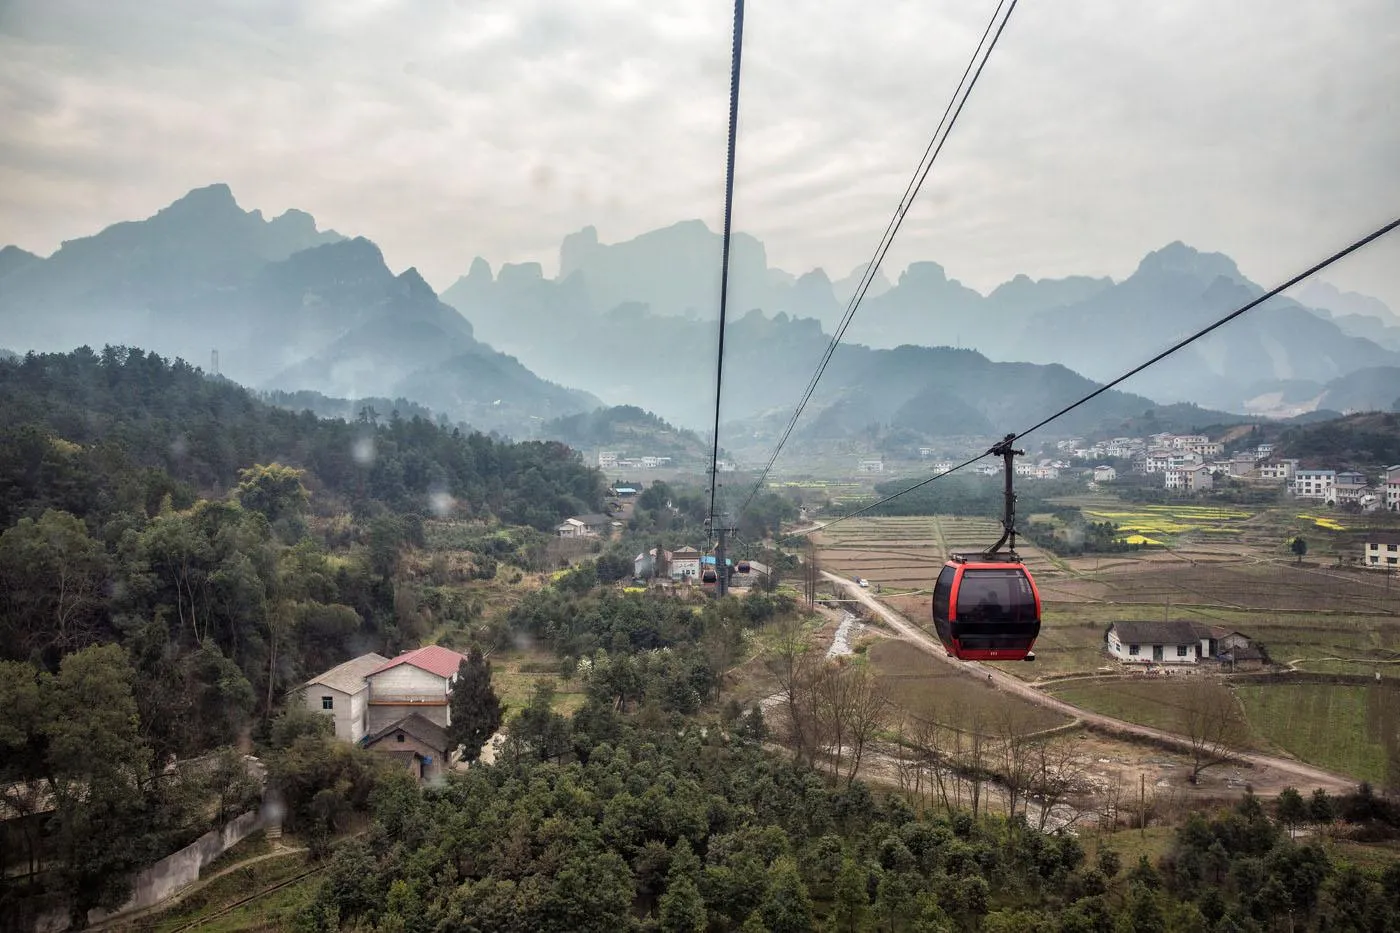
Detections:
[931, 435, 1041, 662]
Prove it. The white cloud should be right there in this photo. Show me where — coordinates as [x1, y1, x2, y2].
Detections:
[1, 0, 1397, 309]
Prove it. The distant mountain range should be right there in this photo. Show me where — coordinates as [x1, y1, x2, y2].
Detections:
[0, 185, 596, 431]
[443, 221, 1400, 422]
[8, 185, 1400, 452]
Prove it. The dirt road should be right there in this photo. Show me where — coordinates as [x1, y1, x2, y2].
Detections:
[823, 570, 1356, 794]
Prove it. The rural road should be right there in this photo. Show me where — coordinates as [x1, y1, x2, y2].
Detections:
[821, 570, 1357, 794]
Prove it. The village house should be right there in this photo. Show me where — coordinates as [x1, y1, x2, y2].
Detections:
[634, 546, 670, 579]
[668, 546, 702, 581]
[364, 644, 466, 733]
[556, 513, 615, 538]
[298, 645, 467, 780]
[1291, 469, 1335, 499]
[858, 459, 885, 473]
[1105, 621, 1261, 668]
[1093, 465, 1117, 483]
[1164, 464, 1213, 492]
[300, 652, 390, 743]
[1325, 471, 1371, 507]
[598, 451, 619, 469]
[362, 713, 450, 782]
[1258, 459, 1299, 482]
[1386, 465, 1400, 510]
[1363, 534, 1400, 568]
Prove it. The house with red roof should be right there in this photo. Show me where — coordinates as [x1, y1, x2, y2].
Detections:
[298, 644, 467, 762]
[364, 645, 467, 734]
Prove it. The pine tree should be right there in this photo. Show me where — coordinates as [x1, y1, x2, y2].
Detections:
[447, 646, 504, 762]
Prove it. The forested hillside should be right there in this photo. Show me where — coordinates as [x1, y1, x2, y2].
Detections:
[0, 347, 603, 529]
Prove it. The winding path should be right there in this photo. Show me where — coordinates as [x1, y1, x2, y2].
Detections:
[822, 570, 1356, 794]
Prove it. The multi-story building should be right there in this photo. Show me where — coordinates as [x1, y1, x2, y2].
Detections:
[1385, 464, 1400, 510]
[1364, 534, 1400, 568]
[1259, 459, 1299, 482]
[1326, 471, 1370, 506]
[1291, 469, 1336, 499]
[1165, 464, 1214, 492]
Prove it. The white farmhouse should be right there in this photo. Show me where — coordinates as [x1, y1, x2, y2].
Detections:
[300, 653, 390, 743]
[669, 546, 702, 582]
[1364, 534, 1400, 568]
[1093, 465, 1117, 483]
[1292, 469, 1336, 499]
[858, 459, 885, 473]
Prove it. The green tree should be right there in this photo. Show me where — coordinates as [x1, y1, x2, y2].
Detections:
[0, 509, 110, 661]
[1276, 786, 1306, 838]
[447, 646, 505, 762]
[658, 874, 708, 933]
[831, 857, 869, 932]
[1291, 536, 1308, 564]
[44, 644, 157, 924]
[759, 856, 814, 933]
[234, 462, 310, 524]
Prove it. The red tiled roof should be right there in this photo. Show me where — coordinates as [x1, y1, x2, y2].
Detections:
[369, 644, 466, 680]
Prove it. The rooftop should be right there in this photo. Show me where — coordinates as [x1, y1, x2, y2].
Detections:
[364, 713, 450, 755]
[1110, 620, 1211, 645]
[369, 644, 466, 680]
[303, 652, 390, 694]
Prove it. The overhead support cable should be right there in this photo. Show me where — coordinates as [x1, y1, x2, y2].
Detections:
[707, 0, 746, 536]
[739, 0, 1021, 519]
[784, 215, 1400, 540]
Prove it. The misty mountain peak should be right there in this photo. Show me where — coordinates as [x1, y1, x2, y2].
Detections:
[468, 256, 493, 282]
[161, 183, 240, 217]
[1135, 241, 1242, 283]
[498, 262, 544, 286]
[899, 261, 950, 287]
[0, 244, 40, 276]
[396, 266, 435, 297]
[559, 225, 601, 276]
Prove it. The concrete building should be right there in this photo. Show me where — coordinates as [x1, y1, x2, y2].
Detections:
[362, 713, 450, 782]
[1364, 534, 1400, 568]
[300, 653, 390, 743]
[364, 645, 466, 733]
[1292, 469, 1336, 499]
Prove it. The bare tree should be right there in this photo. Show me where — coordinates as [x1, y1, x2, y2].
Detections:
[841, 665, 889, 787]
[766, 615, 820, 764]
[1179, 685, 1245, 783]
[1027, 736, 1092, 833]
[994, 707, 1036, 822]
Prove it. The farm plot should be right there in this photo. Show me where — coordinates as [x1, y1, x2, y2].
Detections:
[1047, 678, 1256, 747]
[868, 639, 1071, 735]
[1079, 504, 1255, 548]
[814, 515, 1060, 595]
[1234, 683, 1396, 786]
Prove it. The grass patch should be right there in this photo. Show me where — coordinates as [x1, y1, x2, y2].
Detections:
[143, 850, 313, 932]
[1234, 683, 1394, 784]
[200, 830, 271, 878]
[1047, 680, 1253, 745]
[869, 640, 1071, 735]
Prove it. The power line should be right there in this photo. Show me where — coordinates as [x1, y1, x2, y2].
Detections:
[707, 0, 746, 535]
[739, 0, 1020, 519]
[1010, 215, 1400, 443]
[785, 215, 1400, 540]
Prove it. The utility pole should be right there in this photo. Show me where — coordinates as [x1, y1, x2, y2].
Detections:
[1140, 773, 1146, 839]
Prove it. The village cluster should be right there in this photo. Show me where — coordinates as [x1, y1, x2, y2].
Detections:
[889, 432, 1400, 504]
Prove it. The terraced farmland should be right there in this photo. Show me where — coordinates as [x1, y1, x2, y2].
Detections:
[812, 515, 1061, 596]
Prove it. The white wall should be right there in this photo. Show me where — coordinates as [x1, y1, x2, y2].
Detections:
[303, 685, 364, 742]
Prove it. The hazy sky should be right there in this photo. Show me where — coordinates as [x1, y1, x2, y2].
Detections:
[2, 0, 1398, 309]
